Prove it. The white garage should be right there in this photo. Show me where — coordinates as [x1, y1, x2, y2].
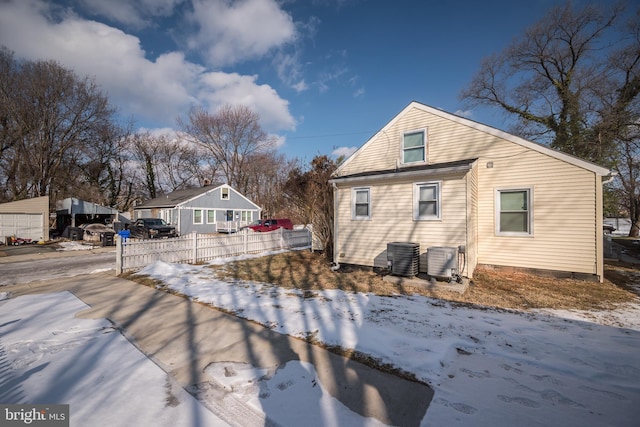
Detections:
[0, 196, 49, 243]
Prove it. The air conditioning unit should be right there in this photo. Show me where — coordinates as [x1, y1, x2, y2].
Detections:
[427, 247, 458, 279]
[387, 242, 420, 277]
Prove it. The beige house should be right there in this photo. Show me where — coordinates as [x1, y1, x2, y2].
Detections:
[329, 102, 612, 282]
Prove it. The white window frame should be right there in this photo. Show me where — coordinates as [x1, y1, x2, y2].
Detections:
[402, 129, 427, 164]
[413, 181, 441, 220]
[495, 187, 533, 236]
[221, 187, 230, 200]
[160, 209, 172, 224]
[352, 187, 371, 220]
[193, 209, 203, 224]
[206, 209, 216, 224]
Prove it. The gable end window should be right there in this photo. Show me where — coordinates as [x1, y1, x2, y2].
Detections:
[496, 188, 532, 235]
[221, 187, 230, 200]
[403, 130, 426, 164]
[414, 182, 441, 220]
[352, 187, 371, 220]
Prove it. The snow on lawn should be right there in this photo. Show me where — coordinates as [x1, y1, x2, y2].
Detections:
[56, 241, 98, 251]
[136, 257, 640, 427]
[0, 292, 228, 426]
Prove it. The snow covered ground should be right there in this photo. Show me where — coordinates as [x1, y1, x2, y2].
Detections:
[2, 249, 640, 426]
[0, 292, 229, 426]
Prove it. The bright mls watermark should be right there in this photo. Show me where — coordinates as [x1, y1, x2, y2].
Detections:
[1, 405, 69, 426]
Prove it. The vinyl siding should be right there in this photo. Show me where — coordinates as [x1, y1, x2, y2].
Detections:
[476, 149, 598, 274]
[335, 172, 470, 271]
[465, 165, 478, 278]
[334, 104, 603, 278]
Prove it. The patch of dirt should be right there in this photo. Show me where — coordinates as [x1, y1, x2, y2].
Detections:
[211, 250, 639, 311]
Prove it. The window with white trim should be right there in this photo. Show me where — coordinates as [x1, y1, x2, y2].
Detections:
[352, 187, 371, 220]
[193, 209, 203, 224]
[207, 210, 215, 224]
[221, 187, 230, 200]
[403, 130, 426, 164]
[414, 182, 440, 220]
[496, 188, 532, 235]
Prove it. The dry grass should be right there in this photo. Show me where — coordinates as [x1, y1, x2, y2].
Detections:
[212, 250, 638, 311]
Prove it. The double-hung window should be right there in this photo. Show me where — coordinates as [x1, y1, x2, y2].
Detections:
[496, 188, 532, 235]
[206, 210, 215, 224]
[352, 187, 371, 220]
[193, 209, 203, 224]
[414, 182, 440, 220]
[403, 130, 426, 164]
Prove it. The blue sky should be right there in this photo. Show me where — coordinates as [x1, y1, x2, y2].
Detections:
[0, 0, 583, 163]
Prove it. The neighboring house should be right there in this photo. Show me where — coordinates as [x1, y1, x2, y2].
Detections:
[0, 196, 49, 243]
[134, 184, 261, 235]
[329, 101, 612, 282]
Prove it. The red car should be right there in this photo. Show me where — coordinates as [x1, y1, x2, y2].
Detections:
[247, 218, 293, 232]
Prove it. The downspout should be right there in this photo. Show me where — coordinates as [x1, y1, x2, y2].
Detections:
[331, 181, 340, 271]
[602, 172, 617, 185]
[596, 172, 617, 283]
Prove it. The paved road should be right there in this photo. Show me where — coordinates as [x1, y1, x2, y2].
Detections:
[0, 247, 115, 286]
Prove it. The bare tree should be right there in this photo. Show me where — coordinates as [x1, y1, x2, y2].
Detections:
[0, 50, 118, 205]
[460, 1, 640, 234]
[128, 132, 162, 199]
[243, 151, 296, 218]
[460, 2, 638, 163]
[0, 47, 20, 162]
[155, 136, 209, 191]
[126, 131, 212, 201]
[284, 155, 340, 259]
[178, 104, 277, 193]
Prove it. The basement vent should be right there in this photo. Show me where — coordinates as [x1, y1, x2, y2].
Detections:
[427, 247, 458, 279]
[387, 242, 420, 277]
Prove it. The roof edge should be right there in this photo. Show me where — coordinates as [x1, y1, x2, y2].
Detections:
[334, 101, 611, 177]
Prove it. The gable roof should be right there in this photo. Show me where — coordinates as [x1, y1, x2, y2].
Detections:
[135, 184, 261, 211]
[136, 185, 219, 209]
[335, 101, 612, 177]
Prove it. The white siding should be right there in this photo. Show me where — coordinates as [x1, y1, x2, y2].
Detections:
[0, 196, 49, 242]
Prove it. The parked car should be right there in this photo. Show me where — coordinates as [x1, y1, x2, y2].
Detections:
[130, 218, 177, 239]
[247, 218, 293, 232]
[81, 223, 114, 244]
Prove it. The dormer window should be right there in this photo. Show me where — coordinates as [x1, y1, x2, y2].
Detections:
[402, 130, 426, 164]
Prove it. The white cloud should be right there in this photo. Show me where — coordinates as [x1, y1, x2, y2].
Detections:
[0, 0, 295, 132]
[199, 72, 296, 131]
[273, 50, 308, 93]
[454, 109, 474, 118]
[186, 0, 297, 66]
[76, 0, 185, 28]
[331, 146, 358, 158]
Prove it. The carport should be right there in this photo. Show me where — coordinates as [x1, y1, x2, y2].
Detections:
[0, 196, 49, 243]
[55, 198, 119, 235]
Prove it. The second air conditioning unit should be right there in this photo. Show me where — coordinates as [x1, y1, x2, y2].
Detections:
[427, 246, 458, 279]
[387, 242, 420, 277]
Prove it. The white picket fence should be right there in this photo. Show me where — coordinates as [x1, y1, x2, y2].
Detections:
[115, 227, 312, 274]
